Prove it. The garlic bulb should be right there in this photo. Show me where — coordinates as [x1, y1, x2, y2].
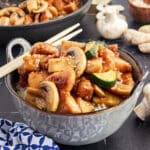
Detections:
[96, 5, 128, 39]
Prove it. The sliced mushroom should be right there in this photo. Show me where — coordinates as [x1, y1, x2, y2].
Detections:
[27, 0, 38, 13]
[19, 1, 28, 10]
[64, 46, 87, 78]
[93, 91, 122, 107]
[25, 81, 60, 112]
[60, 41, 85, 56]
[25, 87, 47, 110]
[109, 73, 135, 96]
[0, 7, 25, 25]
[40, 81, 59, 112]
[109, 82, 133, 96]
[93, 84, 105, 97]
[32, 0, 48, 13]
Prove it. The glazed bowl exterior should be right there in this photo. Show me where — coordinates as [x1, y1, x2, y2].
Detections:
[5, 42, 144, 145]
[128, 0, 150, 23]
[0, 0, 92, 45]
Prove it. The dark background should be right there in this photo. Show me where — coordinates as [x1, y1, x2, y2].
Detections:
[0, 0, 150, 150]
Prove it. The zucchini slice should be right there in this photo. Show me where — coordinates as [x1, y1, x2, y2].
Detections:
[85, 41, 106, 59]
[91, 70, 117, 88]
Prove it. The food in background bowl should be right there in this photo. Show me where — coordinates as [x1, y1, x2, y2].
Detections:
[0, 0, 80, 26]
[0, 0, 92, 44]
[131, 0, 150, 8]
[5, 39, 143, 145]
[128, 0, 150, 23]
[16, 40, 135, 114]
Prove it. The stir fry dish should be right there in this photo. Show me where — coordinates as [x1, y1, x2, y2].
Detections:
[0, 0, 80, 26]
[17, 40, 135, 114]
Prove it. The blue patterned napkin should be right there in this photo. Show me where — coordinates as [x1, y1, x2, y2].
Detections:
[0, 119, 60, 150]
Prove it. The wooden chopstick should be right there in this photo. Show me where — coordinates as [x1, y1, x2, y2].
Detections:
[45, 23, 80, 44]
[52, 28, 82, 46]
[0, 23, 82, 79]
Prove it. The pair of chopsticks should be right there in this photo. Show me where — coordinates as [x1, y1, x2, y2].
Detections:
[0, 23, 82, 79]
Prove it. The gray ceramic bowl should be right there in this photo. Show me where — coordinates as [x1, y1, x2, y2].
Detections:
[0, 0, 92, 45]
[5, 38, 145, 145]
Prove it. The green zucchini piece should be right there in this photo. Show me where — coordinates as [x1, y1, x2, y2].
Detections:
[91, 70, 117, 88]
[85, 41, 107, 59]
[85, 41, 98, 59]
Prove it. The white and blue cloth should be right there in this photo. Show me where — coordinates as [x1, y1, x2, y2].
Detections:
[0, 119, 60, 150]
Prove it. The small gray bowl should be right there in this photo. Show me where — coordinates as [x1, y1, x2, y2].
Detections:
[5, 38, 146, 145]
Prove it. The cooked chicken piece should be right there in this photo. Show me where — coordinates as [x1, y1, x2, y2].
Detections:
[75, 77, 94, 101]
[47, 67, 76, 91]
[24, 14, 33, 25]
[63, 2, 78, 13]
[108, 44, 119, 57]
[30, 42, 59, 56]
[114, 57, 132, 72]
[28, 72, 48, 88]
[85, 58, 103, 74]
[23, 55, 42, 72]
[48, 6, 59, 17]
[99, 45, 115, 58]
[102, 51, 116, 72]
[57, 91, 81, 114]
[99, 46, 116, 72]
[53, 0, 65, 11]
[40, 10, 53, 22]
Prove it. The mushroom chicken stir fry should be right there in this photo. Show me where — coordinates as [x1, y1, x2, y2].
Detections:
[0, 0, 80, 26]
[17, 41, 135, 114]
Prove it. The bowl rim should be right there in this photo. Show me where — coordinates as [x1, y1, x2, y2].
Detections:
[128, 0, 150, 9]
[5, 50, 143, 117]
[0, 0, 92, 29]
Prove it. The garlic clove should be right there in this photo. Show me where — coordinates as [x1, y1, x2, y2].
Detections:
[96, 4, 125, 12]
[138, 43, 150, 53]
[96, 3, 105, 11]
[96, 12, 105, 20]
[134, 97, 150, 121]
[139, 25, 150, 33]
[107, 5, 125, 12]
[134, 83, 150, 121]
